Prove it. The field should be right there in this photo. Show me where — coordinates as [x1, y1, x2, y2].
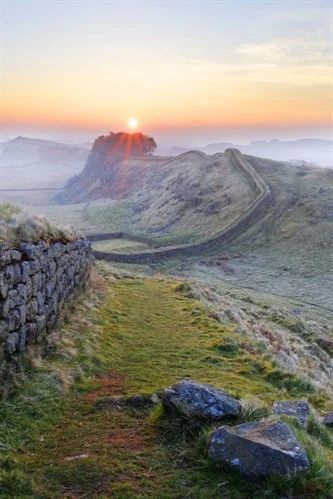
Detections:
[92, 239, 150, 253]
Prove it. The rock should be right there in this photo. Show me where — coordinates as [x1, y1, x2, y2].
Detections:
[5, 332, 19, 355]
[10, 250, 22, 263]
[208, 420, 309, 477]
[150, 393, 160, 404]
[0, 320, 9, 339]
[127, 395, 146, 407]
[20, 243, 37, 260]
[322, 411, 333, 426]
[272, 400, 309, 427]
[161, 379, 240, 421]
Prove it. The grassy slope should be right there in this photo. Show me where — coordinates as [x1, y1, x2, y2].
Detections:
[92, 239, 150, 253]
[28, 151, 257, 246]
[242, 157, 333, 275]
[0, 272, 332, 498]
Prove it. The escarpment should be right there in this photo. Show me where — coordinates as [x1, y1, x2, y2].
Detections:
[53, 131, 158, 203]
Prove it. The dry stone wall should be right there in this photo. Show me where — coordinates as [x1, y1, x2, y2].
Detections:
[92, 149, 273, 264]
[0, 238, 92, 372]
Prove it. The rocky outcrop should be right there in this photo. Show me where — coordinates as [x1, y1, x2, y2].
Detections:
[208, 420, 309, 477]
[0, 238, 92, 384]
[272, 400, 309, 427]
[53, 132, 157, 203]
[161, 379, 240, 420]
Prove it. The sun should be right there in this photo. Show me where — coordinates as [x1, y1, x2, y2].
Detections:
[127, 117, 139, 129]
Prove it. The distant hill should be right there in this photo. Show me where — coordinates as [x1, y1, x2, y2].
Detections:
[171, 138, 333, 167]
[0, 136, 88, 167]
[0, 137, 89, 205]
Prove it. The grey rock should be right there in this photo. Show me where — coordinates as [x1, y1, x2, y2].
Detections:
[17, 305, 27, 326]
[0, 299, 9, 319]
[20, 261, 32, 281]
[0, 320, 9, 339]
[18, 327, 27, 352]
[0, 238, 91, 360]
[0, 251, 11, 266]
[20, 243, 37, 260]
[5, 332, 19, 355]
[13, 264, 22, 285]
[27, 299, 38, 320]
[162, 378, 240, 420]
[8, 289, 19, 307]
[0, 272, 9, 298]
[150, 393, 160, 404]
[7, 309, 21, 331]
[127, 395, 147, 407]
[0, 242, 9, 252]
[4, 266, 15, 287]
[322, 411, 333, 426]
[17, 283, 28, 302]
[31, 273, 41, 295]
[208, 420, 309, 477]
[272, 400, 309, 427]
[10, 250, 22, 263]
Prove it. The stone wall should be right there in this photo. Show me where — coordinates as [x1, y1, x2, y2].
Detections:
[0, 238, 92, 371]
[92, 149, 274, 264]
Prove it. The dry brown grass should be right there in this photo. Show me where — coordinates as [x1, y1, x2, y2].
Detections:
[0, 202, 80, 245]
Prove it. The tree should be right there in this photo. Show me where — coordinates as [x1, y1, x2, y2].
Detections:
[94, 132, 157, 156]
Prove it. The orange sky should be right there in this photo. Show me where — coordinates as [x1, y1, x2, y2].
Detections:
[1, 1, 332, 136]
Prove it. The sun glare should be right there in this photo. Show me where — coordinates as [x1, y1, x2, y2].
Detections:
[128, 117, 139, 129]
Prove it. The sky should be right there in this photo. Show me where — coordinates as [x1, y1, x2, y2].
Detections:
[0, 0, 332, 146]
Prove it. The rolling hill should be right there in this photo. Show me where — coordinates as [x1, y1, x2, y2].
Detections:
[0, 137, 88, 205]
[171, 138, 333, 167]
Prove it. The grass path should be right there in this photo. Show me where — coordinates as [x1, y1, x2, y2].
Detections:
[1, 277, 332, 497]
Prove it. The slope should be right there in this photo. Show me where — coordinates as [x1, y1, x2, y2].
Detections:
[0, 274, 332, 498]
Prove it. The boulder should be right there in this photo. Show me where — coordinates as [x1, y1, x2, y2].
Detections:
[208, 420, 309, 477]
[161, 379, 240, 420]
[322, 411, 333, 427]
[272, 400, 309, 427]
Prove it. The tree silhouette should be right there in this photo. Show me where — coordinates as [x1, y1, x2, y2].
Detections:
[94, 132, 157, 156]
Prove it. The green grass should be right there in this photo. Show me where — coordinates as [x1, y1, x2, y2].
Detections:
[0, 203, 22, 222]
[0, 275, 332, 497]
[92, 238, 150, 253]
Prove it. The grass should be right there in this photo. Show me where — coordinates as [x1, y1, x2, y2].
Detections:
[92, 238, 150, 253]
[0, 273, 332, 497]
[0, 203, 22, 222]
[0, 202, 78, 245]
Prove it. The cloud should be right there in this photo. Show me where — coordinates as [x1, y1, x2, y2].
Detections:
[237, 38, 330, 66]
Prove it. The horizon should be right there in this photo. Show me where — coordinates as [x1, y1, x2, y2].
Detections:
[1, 0, 332, 145]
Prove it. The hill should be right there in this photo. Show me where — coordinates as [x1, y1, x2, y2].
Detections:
[0, 137, 88, 205]
[53, 132, 264, 245]
[32, 132, 333, 311]
[172, 138, 333, 167]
